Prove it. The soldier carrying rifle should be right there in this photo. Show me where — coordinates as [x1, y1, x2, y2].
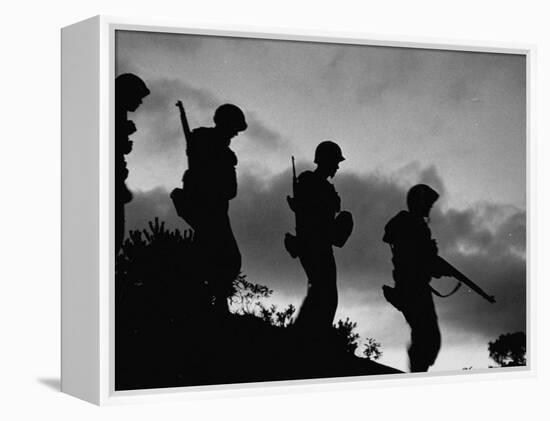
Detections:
[382, 184, 495, 372]
[171, 102, 247, 315]
[285, 141, 353, 334]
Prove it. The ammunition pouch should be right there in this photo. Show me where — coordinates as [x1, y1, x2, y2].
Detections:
[332, 210, 354, 248]
[170, 171, 199, 229]
[284, 233, 301, 259]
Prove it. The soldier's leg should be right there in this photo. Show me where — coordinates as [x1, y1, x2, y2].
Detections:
[223, 216, 241, 284]
[406, 312, 429, 372]
[409, 319, 441, 371]
[295, 248, 337, 331]
[295, 251, 318, 329]
[320, 250, 338, 328]
[424, 312, 441, 368]
[405, 295, 441, 372]
[209, 214, 241, 313]
[192, 216, 216, 303]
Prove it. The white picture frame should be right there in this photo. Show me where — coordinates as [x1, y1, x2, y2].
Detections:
[61, 15, 534, 405]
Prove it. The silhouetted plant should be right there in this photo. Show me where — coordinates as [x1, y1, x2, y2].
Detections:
[333, 318, 360, 355]
[488, 332, 526, 367]
[274, 304, 296, 327]
[117, 217, 195, 284]
[116, 217, 206, 320]
[332, 318, 383, 359]
[229, 274, 296, 326]
[258, 303, 296, 327]
[230, 274, 273, 315]
[363, 338, 383, 361]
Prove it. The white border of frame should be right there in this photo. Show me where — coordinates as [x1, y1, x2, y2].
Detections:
[86, 15, 535, 405]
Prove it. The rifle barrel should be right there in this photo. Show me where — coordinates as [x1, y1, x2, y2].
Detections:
[439, 257, 496, 304]
[291, 156, 297, 195]
[175, 100, 191, 143]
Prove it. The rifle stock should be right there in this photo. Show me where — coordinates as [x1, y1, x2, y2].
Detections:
[437, 256, 496, 304]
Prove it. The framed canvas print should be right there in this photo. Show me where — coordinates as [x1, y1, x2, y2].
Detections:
[61, 16, 532, 405]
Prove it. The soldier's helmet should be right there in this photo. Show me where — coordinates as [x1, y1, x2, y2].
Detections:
[115, 73, 150, 99]
[406, 184, 440, 211]
[314, 141, 345, 164]
[214, 104, 248, 132]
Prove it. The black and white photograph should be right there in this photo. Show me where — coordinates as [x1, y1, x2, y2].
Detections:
[114, 29, 526, 391]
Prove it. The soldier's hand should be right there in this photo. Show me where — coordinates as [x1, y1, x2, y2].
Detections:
[432, 256, 451, 278]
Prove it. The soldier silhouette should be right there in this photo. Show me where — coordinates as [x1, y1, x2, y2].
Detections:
[115, 73, 150, 254]
[382, 184, 451, 372]
[171, 104, 247, 315]
[287, 141, 353, 334]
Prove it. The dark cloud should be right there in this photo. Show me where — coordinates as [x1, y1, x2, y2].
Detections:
[130, 78, 289, 155]
[140, 78, 219, 115]
[124, 164, 526, 342]
[243, 112, 289, 150]
[115, 78, 221, 161]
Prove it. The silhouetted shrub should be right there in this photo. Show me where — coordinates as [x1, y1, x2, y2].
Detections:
[333, 317, 360, 355]
[230, 273, 273, 315]
[363, 338, 383, 361]
[488, 331, 526, 367]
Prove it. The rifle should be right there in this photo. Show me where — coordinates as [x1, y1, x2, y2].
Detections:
[291, 156, 297, 206]
[171, 100, 196, 227]
[289, 156, 298, 230]
[437, 256, 496, 304]
[175, 100, 192, 156]
[284, 156, 300, 258]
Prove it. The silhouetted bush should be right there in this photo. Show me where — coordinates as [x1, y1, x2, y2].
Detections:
[488, 332, 526, 367]
[363, 338, 383, 361]
[230, 273, 273, 315]
[333, 317, 360, 355]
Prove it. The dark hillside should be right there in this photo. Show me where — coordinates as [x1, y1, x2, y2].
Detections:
[115, 219, 400, 391]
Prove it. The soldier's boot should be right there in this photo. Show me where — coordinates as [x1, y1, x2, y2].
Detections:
[408, 344, 433, 372]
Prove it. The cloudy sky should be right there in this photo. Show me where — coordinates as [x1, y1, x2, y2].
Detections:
[116, 30, 526, 372]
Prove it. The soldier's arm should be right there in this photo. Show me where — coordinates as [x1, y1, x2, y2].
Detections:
[223, 166, 238, 200]
[387, 217, 436, 272]
[330, 184, 341, 213]
[206, 149, 238, 201]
